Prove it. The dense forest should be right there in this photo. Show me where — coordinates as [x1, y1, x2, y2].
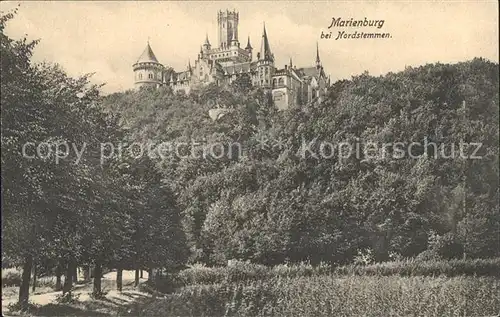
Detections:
[103, 56, 499, 265]
[1, 8, 499, 313]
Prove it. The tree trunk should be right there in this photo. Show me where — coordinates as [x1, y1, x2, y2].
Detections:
[140, 269, 143, 278]
[31, 265, 37, 293]
[93, 262, 102, 296]
[55, 265, 62, 291]
[63, 261, 75, 295]
[116, 268, 123, 292]
[73, 266, 78, 283]
[134, 268, 140, 287]
[18, 255, 33, 311]
[148, 268, 153, 282]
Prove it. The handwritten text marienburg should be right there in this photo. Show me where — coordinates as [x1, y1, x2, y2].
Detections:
[321, 17, 392, 40]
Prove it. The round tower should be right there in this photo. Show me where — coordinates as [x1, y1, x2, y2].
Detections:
[133, 42, 164, 89]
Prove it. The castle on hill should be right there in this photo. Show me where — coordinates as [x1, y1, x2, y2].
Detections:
[133, 9, 330, 110]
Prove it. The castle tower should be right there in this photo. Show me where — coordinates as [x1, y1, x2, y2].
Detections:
[257, 23, 274, 88]
[217, 9, 239, 48]
[133, 42, 164, 89]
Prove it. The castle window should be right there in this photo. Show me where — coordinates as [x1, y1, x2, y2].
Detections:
[278, 78, 284, 86]
[148, 73, 153, 79]
[138, 73, 142, 80]
[273, 78, 277, 87]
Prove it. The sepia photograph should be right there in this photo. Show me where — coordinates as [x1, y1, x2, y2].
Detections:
[1, 1, 499, 316]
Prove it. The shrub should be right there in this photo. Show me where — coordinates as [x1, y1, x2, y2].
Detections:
[334, 258, 500, 277]
[172, 258, 500, 288]
[2, 267, 22, 287]
[55, 292, 81, 304]
[1, 267, 59, 288]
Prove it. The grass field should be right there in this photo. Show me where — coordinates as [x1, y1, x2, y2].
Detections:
[2, 260, 499, 316]
[134, 275, 500, 317]
[132, 259, 500, 317]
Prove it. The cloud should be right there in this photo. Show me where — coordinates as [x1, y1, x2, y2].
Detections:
[2, 1, 498, 94]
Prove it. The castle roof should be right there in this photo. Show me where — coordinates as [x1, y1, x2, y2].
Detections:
[298, 67, 320, 78]
[136, 42, 160, 64]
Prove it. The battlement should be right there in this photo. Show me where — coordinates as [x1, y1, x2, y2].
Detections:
[217, 9, 239, 22]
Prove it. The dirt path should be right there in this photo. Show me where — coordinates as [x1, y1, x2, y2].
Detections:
[2, 270, 151, 316]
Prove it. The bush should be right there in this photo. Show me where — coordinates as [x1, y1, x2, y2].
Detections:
[171, 258, 500, 288]
[2, 267, 22, 287]
[334, 258, 500, 277]
[175, 261, 334, 286]
[2, 267, 60, 288]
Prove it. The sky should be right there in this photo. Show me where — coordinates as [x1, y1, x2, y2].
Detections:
[1, 1, 498, 94]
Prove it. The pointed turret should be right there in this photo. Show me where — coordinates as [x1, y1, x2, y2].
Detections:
[136, 42, 160, 64]
[289, 57, 293, 68]
[245, 36, 252, 50]
[259, 23, 273, 61]
[203, 34, 211, 50]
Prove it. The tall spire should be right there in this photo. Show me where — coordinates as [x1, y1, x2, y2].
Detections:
[204, 33, 211, 46]
[289, 57, 293, 68]
[315, 42, 321, 69]
[259, 23, 273, 61]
